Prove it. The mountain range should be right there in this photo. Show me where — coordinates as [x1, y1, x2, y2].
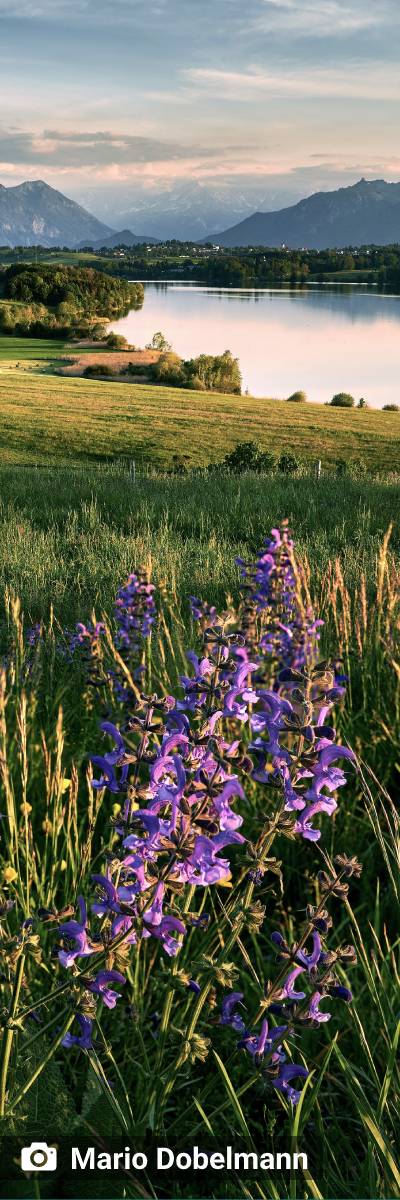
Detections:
[1, 176, 400, 250]
[75, 181, 280, 242]
[210, 179, 400, 249]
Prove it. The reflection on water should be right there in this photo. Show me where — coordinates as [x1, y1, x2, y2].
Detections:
[109, 282, 400, 407]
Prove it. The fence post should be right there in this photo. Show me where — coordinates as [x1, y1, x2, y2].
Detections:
[315, 459, 322, 480]
[130, 459, 136, 482]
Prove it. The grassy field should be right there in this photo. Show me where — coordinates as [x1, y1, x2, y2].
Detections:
[0, 336, 70, 361]
[0, 464, 397, 622]
[0, 381, 398, 1197]
[0, 460, 399, 790]
[0, 461, 398, 1198]
[0, 248, 104, 267]
[0, 366, 399, 468]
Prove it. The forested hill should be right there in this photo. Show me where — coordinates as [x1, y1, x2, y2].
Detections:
[0, 263, 143, 338]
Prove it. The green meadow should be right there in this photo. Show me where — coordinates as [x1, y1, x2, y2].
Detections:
[0, 365, 399, 468]
[0, 334, 399, 1199]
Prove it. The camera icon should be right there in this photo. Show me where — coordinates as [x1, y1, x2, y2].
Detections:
[21, 1143, 58, 1172]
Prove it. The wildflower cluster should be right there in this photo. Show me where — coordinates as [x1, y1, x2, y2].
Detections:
[220, 859, 358, 1102]
[53, 521, 359, 1112]
[237, 521, 323, 672]
[57, 624, 258, 1048]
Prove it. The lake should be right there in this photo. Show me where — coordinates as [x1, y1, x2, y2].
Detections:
[109, 282, 400, 408]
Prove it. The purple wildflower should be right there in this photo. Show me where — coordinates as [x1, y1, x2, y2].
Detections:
[62, 1015, 93, 1051]
[58, 898, 95, 968]
[85, 970, 126, 1009]
[271, 1062, 309, 1105]
[308, 991, 331, 1024]
[220, 992, 246, 1034]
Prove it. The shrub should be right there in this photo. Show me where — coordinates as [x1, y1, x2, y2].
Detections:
[278, 452, 300, 474]
[287, 389, 307, 403]
[336, 459, 349, 477]
[91, 322, 108, 340]
[188, 374, 206, 391]
[123, 362, 147, 376]
[257, 450, 277, 472]
[151, 351, 185, 386]
[83, 363, 115, 378]
[185, 350, 241, 395]
[330, 392, 355, 408]
[382, 404, 399, 411]
[222, 441, 276, 474]
[168, 453, 190, 475]
[105, 333, 129, 349]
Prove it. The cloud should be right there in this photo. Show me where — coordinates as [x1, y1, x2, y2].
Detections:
[184, 63, 400, 101]
[0, 128, 224, 169]
[0, 0, 171, 20]
[255, 0, 398, 37]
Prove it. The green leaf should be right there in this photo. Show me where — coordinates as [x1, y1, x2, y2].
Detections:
[212, 1050, 251, 1141]
[192, 1095, 215, 1135]
[6, 1031, 76, 1141]
[377, 1019, 400, 1123]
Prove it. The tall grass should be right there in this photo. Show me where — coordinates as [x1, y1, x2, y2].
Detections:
[0, 465, 398, 618]
[0, 474, 398, 1198]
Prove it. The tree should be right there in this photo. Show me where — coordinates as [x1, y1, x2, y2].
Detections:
[330, 393, 355, 408]
[146, 331, 171, 351]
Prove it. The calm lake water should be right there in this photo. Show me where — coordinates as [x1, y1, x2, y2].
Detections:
[109, 282, 400, 408]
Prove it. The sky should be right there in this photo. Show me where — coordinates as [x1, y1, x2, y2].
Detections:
[1, 0, 400, 211]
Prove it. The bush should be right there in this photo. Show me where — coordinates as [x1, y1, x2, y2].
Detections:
[278, 452, 299, 474]
[382, 404, 399, 411]
[83, 363, 115, 378]
[150, 349, 242, 395]
[330, 392, 355, 408]
[151, 351, 185, 386]
[287, 390, 307, 403]
[188, 374, 207, 391]
[185, 350, 241, 395]
[91, 322, 108, 341]
[123, 362, 146, 377]
[335, 459, 349, 477]
[104, 333, 129, 349]
[221, 441, 275, 474]
[168, 454, 190, 475]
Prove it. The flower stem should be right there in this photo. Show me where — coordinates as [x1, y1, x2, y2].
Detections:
[0, 953, 25, 1117]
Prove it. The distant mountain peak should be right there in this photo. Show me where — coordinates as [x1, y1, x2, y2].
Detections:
[0, 178, 113, 248]
[207, 178, 400, 249]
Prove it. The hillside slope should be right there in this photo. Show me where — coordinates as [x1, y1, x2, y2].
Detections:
[0, 370, 398, 470]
